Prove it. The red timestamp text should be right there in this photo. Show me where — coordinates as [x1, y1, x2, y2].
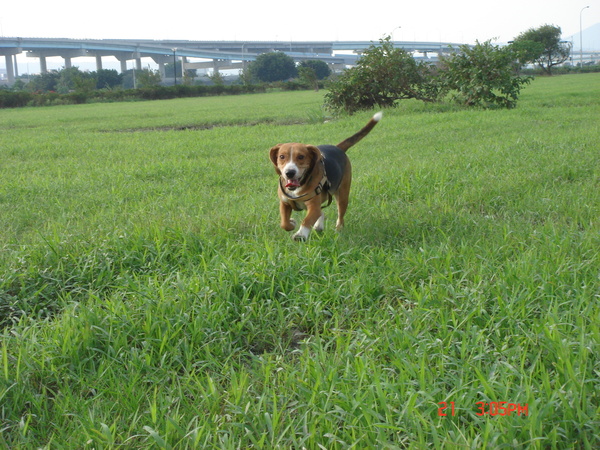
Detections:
[438, 401, 528, 417]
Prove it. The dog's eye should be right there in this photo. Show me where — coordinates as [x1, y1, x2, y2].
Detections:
[279, 154, 285, 159]
[298, 155, 305, 160]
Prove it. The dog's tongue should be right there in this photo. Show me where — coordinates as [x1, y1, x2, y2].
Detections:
[285, 179, 301, 189]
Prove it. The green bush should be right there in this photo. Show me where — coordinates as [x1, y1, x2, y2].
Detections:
[441, 41, 532, 109]
[0, 90, 33, 108]
[65, 92, 89, 104]
[324, 38, 533, 114]
[0, 83, 270, 108]
[278, 80, 308, 91]
[324, 37, 441, 114]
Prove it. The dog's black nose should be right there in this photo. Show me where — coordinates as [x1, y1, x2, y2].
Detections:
[285, 169, 296, 179]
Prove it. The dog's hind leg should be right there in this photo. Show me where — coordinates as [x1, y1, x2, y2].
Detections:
[334, 169, 351, 231]
[334, 193, 348, 231]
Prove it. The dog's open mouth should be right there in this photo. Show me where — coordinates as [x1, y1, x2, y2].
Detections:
[285, 179, 301, 190]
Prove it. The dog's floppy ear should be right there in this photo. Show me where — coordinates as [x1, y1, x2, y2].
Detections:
[306, 145, 322, 173]
[269, 145, 282, 174]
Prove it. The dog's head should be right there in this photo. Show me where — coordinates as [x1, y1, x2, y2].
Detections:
[269, 143, 322, 191]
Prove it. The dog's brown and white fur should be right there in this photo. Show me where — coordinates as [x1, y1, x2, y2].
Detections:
[269, 112, 382, 241]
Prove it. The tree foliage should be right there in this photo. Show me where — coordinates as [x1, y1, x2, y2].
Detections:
[299, 60, 331, 80]
[441, 40, 532, 109]
[248, 52, 297, 82]
[136, 68, 162, 88]
[27, 71, 61, 92]
[95, 69, 124, 89]
[325, 37, 532, 114]
[511, 24, 571, 75]
[324, 37, 440, 114]
[298, 66, 319, 91]
[25, 67, 123, 93]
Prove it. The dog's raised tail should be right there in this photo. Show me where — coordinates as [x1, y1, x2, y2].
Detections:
[336, 111, 383, 152]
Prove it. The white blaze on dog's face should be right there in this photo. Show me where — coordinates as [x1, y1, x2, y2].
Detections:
[270, 144, 320, 191]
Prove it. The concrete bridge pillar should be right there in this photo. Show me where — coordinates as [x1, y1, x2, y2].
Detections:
[158, 62, 166, 78]
[13, 55, 19, 78]
[136, 58, 142, 71]
[39, 56, 48, 73]
[120, 59, 127, 73]
[96, 55, 103, 71]
[212, 59, 223, 75]
[64, 57, 72, 69]
[4, 54, 15, 84]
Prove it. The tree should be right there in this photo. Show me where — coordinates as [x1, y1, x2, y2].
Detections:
[238, 67, 253, 86]
[27, 70, 60, 92]
[299, 60, 331, 80]
[72, 76, 96, 95]
[136, 68, 162, 88]
[441, 40, 532, 109]
[94, 69, 123, 89]
[298, 66, 319, 91]
[324, 37, 440, 114]
[165, 62, 182, 79]
[208, 70, 225, 86]
[248, 52, 297, 82]
[512, 24, 571, 75]
[182, 68, 197, 85]
[56, 67, 87, 93]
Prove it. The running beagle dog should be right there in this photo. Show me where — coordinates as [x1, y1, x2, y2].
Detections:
[269, 112, 382, 241]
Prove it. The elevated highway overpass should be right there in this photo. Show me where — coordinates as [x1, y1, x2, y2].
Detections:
[1, 37, 463, 83]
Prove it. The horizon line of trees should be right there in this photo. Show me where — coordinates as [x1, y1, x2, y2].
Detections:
[3, 56, 332, 92]
[2, 24, 598, 111]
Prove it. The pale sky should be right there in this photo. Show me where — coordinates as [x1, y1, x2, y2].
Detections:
[1, 0, 598, 73]
[1, 0, 598, 44]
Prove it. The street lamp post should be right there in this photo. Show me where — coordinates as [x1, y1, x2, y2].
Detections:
[580, 6, 590, 68]
[173, 48, 178, 85]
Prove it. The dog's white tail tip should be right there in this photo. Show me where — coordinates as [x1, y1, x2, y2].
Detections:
[373, 111, 383, 122]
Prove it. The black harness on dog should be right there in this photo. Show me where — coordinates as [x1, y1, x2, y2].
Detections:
[279, 159, 333, 211]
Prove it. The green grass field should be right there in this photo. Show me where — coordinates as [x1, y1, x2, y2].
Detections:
[1, 74, 599, 448]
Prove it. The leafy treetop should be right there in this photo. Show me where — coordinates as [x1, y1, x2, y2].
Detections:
[511, 24, 571, 75]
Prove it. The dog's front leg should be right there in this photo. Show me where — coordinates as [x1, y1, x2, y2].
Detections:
[293, 197, 322, 241]
[313, 213, 325, 233]
[279, 201, 296, 231]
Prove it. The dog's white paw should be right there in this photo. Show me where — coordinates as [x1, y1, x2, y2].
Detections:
[289, 218, 297, 228]
[292, 225, 311, 241]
